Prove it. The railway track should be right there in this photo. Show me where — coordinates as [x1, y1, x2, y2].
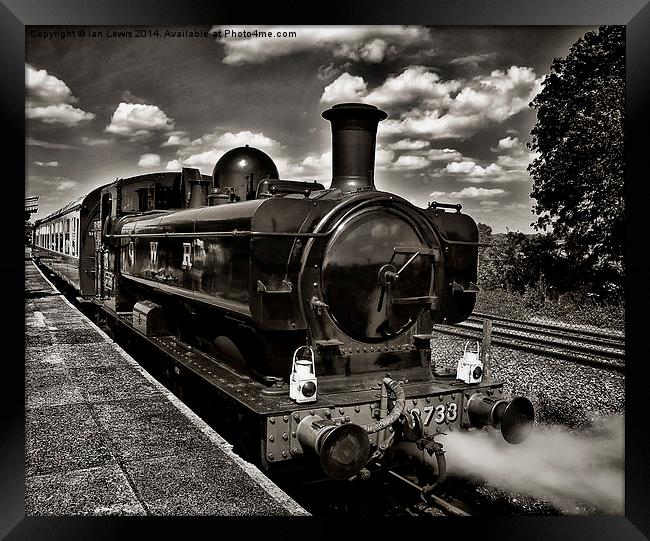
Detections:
[434, 313, 625, 373]
[472, 312, 624, 342]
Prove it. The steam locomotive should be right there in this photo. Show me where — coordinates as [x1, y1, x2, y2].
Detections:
[33, 103, 534, 488]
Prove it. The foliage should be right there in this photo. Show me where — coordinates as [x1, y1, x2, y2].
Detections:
[474, 288, 624, 332]
[476, 220, 623, 329]
[477, 228, 571, 295]
[25, 220, 33, 246]
[528, 25, 624, 297]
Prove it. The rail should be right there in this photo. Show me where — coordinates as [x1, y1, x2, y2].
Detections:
[433, 321, 625, 373]
[472, 311, 624, 340]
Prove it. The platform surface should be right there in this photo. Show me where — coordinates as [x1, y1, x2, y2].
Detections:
[24, 260, 308, 516]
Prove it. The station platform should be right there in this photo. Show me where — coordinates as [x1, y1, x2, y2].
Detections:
[24, 260, 308, 516]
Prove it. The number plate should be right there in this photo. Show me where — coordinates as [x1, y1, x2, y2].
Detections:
[419, 400, 458, 426]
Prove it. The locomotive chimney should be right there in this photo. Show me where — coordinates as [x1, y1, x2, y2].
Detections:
[322, 103, 388, 193]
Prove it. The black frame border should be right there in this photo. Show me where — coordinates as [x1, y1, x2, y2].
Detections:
[4, 1, 650, 539]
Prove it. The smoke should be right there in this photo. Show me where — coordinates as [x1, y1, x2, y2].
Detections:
[440, 415, 624, 514]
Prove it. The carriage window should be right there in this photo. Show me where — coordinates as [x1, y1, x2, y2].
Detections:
[64, 219, 71, 255]
[71, 217, 77, 256]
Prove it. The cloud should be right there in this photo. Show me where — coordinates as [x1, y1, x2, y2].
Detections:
[335, 38, 393, 64]
[449, 53, 498, 69]
[444, 161, 476, 174]
[452, 67, 541, 120]
[26, 137, 75, 150]
[317, 63, 344, 81]
[433, 145, 535, 185]
[448, 187, 507, 199]
[26, 64, 75, 105]
[26, 103, 95, 126]
[496, 153, 537, 169]
[388, 139, 430, 150]
[492, 136, 520, 151]
[320, 65, 541, 145]
[301, 151, 331, 172]
[377, 66, 542, 139]
[56, 180, 77, 191]
[321, 73, 368, 103]
[490, 135, 539, 170]
[380, 109, 475, 139]
[137, 153, 161, 167]
[391, 155, 429, 170]
[181, 151, 222, 170]
[426, 148, 463, 161]
[321, 66, 460, 107]
[25, 64, 95, 126]
[81, 136, 111, 146]
[34, 161, 59, 167]
[176, 129, 283, 172]
[174, 129, 333, 180]
[358, 38, 388, 63]
[375, 148, 396, 169]
[161, 133, 191, 147]
[187, 130, 281, 154]
[105, 102, 174, 138]
[166, 159, 181, 171]
[366, 66, 460, 107]
[444, 160, 503, 177]
[121, 90, 149, 104]
[272, 157, 312, 179]
[212, 26, 429, 65]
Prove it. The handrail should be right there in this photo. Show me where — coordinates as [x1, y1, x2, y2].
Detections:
[105, 196, 490, 247]
[105, 229, 337, 239]
[107, 228, 489, 246]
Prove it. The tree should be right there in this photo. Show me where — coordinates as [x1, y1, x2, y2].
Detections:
[528, 25, 624, 297]
[476, 222, 493, 287]
[478, 230, 569, 294]
[25, 220, 33, 247]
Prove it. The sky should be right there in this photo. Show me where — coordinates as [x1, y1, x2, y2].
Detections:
[26, 25, 596, 231]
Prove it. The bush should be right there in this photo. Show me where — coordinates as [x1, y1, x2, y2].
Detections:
[474, 288, 624, 331]
[477, 223, 624, 304]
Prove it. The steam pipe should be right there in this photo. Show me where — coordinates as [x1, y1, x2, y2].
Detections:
[421, 442, 447, 497]
[360, 378, 406, 434]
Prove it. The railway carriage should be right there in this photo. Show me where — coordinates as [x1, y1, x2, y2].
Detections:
[32, 185, 104, 295]
[33, 103, 535, 489]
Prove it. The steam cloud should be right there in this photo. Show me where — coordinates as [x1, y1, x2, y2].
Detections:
[441, 415, 624, 514]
